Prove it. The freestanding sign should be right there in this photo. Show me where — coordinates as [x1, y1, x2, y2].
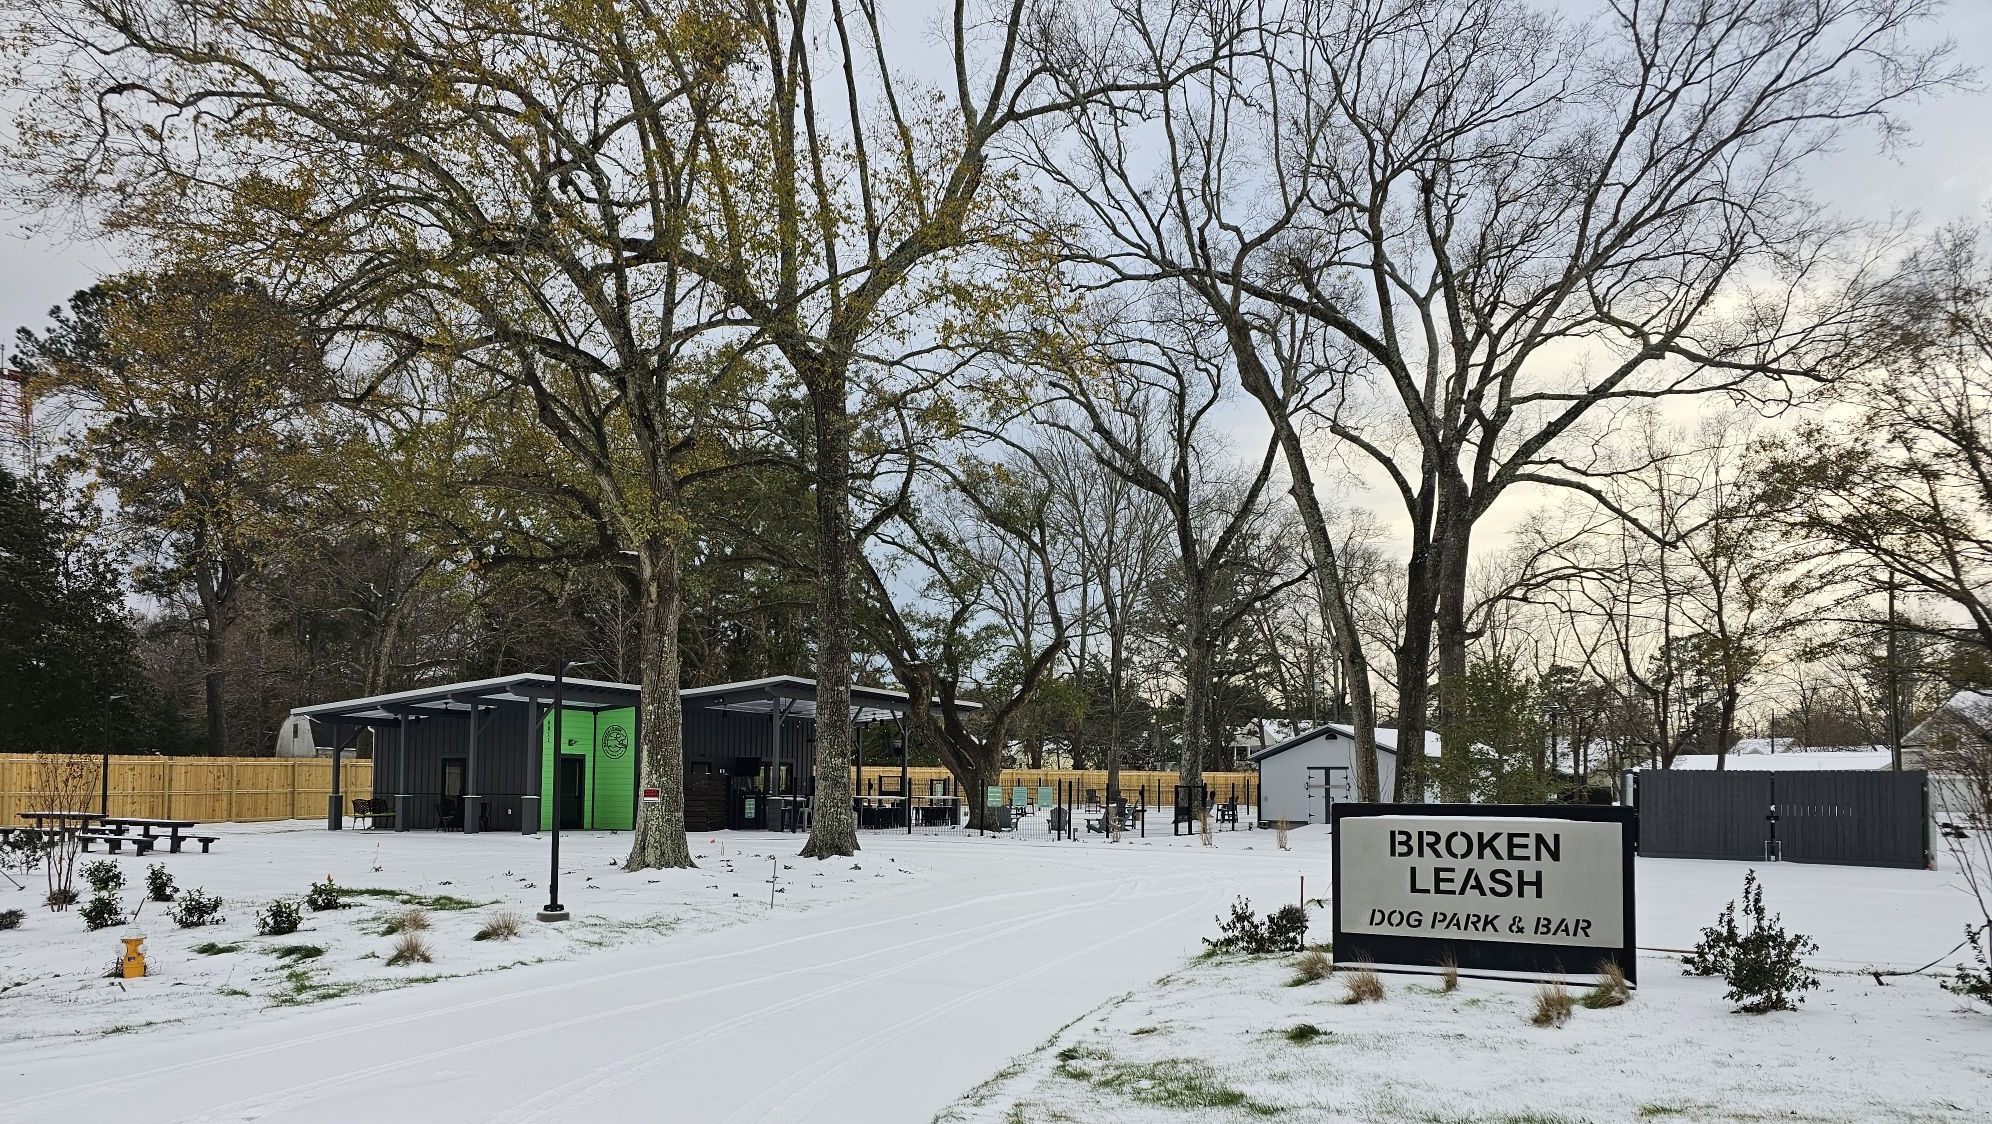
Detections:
[1331, 803, 1637, 984]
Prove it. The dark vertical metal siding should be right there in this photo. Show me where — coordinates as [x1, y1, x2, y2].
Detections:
[1635, 769, 1929, 869]
[1637, 771, 1775, 861]
[1776, 772, 1929, 869]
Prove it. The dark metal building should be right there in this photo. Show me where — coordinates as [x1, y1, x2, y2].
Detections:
[291, 674, 952, 834]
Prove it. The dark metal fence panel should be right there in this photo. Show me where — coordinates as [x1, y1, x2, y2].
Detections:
[1635, 769, 1929, 868]
[1636, 771, 1775, 861]
[1775, 771, 1928, 869]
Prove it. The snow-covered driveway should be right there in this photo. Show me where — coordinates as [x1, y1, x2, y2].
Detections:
[1, 829, 1310, 1124]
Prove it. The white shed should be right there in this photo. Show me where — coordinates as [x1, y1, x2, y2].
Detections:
[1249, 724, 1439, 826]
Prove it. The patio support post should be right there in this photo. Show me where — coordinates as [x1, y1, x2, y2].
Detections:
[522, 699, 541, 834]
[327, 721, 344, 830]
[900, 720, 909, 835]
[768, 700, 784, 831]
[463, 705, 481, 834]
[394, 712, 410, 831]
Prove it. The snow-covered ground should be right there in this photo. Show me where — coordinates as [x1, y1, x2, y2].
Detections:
[939, 849, 1992, 1124]
[1, 819, 1985, 1124]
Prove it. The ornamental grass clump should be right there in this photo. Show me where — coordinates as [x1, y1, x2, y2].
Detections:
[474, 911, 523, 941]
[387, 932, 433, 966]
[1339, 967, 1385, 1004]
[1437, 956, 1460, 993]
[1288, 948, 1334, 985]
[382, 908, 430, 936]
[1532, 979, 1574, 1027]
[1582, 961, 1632, 1009]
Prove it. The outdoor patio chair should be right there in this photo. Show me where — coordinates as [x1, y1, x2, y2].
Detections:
[436, 800, 462, 831]
[350, 797, 369, 828]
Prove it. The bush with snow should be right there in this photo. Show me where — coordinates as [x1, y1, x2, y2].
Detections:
[1941, 924, 1992, 1007]
[1204, 897, 1306, 955]
[169, 888, 225, 928]
[1685, 870, 1819, 1013]
[257, 898, 303, 936]
[146, 863, 176, 902]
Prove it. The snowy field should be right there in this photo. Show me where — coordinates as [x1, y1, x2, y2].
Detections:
[0, 819, 1985, 1124]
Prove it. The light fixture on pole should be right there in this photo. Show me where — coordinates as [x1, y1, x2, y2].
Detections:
[100, 694, 126, 817]
[539, 658, 594, 923]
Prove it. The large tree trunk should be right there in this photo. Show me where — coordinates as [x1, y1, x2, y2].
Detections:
[801, 378, 859, 859]
[1434, 507, 1474, 802]
[626, 538, 694, 870]
[1180, 580, 1211, 792]
[195, 569, 230, 756]
[1234, 346, 1383, 803]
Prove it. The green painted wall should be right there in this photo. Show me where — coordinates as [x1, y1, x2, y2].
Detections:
[538, 707, 636, 831]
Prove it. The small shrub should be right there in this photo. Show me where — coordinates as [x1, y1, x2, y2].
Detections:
[169, 888, 225, 928]
[474, 911, 523, 941]
[1941, 924, 1992, 1007]
[381, 908, 430, 936]
[1437, 956, 1460, 993]
[82, 860, 124, 895]
[1687, 871, 1820, 1013]
[1289, 948, 1334, 985]
[387, 932, 433, 966]
[1582, 961, 1632, 1009]
[145, 863, 176, 902]
[304, 879, 344, 912]
[1533, 979, 1574, 1027]
[1340, 967, 1385, 1004]
[45, 887, 79, 909]
[1283, 1022, 1323, 1043]
[0, 908, 23, 930]
[257, 898, 303, 937]
[80, 893, 126, 931]
[1204, 897, 1307, 955]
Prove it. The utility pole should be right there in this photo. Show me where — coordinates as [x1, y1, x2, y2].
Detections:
[1886, 582, 1903, 771]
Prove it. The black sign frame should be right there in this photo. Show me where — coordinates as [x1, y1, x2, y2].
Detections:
[1330, 802, 1638, 985]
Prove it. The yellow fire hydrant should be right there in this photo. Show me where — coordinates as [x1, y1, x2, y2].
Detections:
[120, 936, 146, 979]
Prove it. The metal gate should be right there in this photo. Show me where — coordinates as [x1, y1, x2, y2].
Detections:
[1633, 769, 1928, 869]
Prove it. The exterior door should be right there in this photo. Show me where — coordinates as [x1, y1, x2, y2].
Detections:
[558, 756, 586, 829]
[442, 759, 465, 799]
[1307, 766, 1351, 822]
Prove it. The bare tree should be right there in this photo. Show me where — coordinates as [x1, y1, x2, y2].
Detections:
[1023, 0, 1954, 799]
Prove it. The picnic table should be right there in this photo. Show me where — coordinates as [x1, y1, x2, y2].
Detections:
[17, 810, 106, 829]
[97, 817, 219, 855]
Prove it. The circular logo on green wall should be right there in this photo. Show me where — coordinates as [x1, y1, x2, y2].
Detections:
[600, 724, 631, 760]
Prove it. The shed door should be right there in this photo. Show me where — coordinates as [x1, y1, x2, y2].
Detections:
[1306, 766, 1350, 822]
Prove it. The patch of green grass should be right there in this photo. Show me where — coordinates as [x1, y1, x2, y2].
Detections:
[334, 887, 489, 911]
[1129, 1026, 1159, 1036]
[269, 945, 325, 962]
[190, 942, 242, 956]
[1054, 1047, 1278, 1116]
[218, 987, 250, 997]
[1283, 1023, 1325, 1043]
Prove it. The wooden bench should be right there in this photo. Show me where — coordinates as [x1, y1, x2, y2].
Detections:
[79, 831, 155, 856]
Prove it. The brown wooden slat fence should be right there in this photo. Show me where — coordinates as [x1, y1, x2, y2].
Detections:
[0, 754, 373, 825]
[850, 766, 1258, 807]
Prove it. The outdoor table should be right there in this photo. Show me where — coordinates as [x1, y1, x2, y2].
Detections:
[17, 811, 105, 828]
[102, 818, 205, 853]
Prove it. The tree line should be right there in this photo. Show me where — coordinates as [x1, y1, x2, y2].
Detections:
[0, 0, 1980, 866]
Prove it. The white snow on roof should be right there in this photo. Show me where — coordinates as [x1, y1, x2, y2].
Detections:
[1670, 750, 1894, 771]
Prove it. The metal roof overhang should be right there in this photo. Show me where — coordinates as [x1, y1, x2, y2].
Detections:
[678, 675, 981, 724]
[289, 674, 642, 725]
[292, 674, 979, 726]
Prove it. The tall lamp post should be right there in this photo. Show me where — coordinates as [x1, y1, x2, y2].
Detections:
[539, 658, 593, 923]
[100, 694, 126, 817]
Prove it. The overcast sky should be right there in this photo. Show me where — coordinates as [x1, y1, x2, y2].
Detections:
[0, 1, 1983, 350]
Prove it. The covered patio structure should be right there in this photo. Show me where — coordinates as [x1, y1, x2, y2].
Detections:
[290, 674, 977, 834]
[291, 673, 642, 834]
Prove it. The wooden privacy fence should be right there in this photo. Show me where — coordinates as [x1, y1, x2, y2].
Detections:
[851, 766, 1258, 807]
[0, 754, 373, 826]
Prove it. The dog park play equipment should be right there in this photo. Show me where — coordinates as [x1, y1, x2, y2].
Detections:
[119, 935, 146, 979]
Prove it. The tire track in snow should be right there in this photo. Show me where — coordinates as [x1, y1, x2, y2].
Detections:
[0, 873, 1126, 1124]
[176, 876, 1148, 1124]
[714, 878, 1222, 1124]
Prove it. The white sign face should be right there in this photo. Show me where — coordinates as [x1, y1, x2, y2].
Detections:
[1337, 815, 1624, 949]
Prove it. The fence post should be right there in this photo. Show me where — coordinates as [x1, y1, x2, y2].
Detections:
[227, 762, 237, 823]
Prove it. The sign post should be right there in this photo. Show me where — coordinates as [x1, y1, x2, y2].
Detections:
[1331, 803, 1637, 984]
